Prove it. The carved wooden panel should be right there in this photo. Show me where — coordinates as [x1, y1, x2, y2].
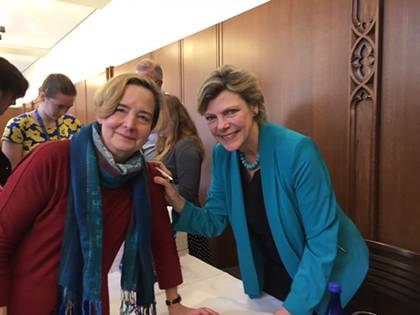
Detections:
[348, 0, 382, 238]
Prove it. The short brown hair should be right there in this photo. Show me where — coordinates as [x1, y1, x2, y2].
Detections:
[94, 73, 162, 129]
[40, 73, 76, 98]
[197, 65, 266, 125]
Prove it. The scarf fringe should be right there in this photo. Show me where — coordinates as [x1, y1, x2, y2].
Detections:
[58, 289, 102, 315]
[120, 291, 156, 315]
[82, 300, 102, 315]
[58, 288, 76, 315]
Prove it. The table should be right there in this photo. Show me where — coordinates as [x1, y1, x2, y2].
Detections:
[109, 254, 283, 314]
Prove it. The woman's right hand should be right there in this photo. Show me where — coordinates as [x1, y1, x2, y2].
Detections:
[151, 161, 186, 212]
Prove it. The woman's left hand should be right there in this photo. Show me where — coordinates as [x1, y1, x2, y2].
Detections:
[274, 307, 291, 315]
[168, 303, 220, 315]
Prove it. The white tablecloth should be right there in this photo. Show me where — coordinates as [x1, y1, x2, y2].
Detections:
[109, 254, 283, 314]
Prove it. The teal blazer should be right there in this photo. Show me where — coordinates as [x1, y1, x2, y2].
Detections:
[173, 123, 368, 315]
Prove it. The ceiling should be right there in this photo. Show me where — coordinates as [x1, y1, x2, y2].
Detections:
[1, 0, 270, 104]
[0, 0, 111, 72]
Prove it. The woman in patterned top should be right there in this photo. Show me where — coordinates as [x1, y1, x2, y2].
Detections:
[2, 73, 81, 169]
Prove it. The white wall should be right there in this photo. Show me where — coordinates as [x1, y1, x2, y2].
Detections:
[22, 0, 269, 102]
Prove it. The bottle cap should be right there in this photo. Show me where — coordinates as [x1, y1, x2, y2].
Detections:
[328, 281, 341, 293]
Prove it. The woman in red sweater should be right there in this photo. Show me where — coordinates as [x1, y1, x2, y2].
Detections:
[0, 73, 218, 315]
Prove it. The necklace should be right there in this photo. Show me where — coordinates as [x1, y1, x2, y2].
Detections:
[239, 151, 260, 170]
[34, 109, 61, 140]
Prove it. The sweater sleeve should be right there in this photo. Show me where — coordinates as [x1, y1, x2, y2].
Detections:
[0, 141, 68, 306]
[282, 137, 339, 315]
[172, 139, 202, 203]
[147, 164, 182, 289]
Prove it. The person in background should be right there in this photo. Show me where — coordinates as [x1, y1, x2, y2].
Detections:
[136, 58, 164, 160]
[154, 65, 368, 315]
[154, 94, 211, 264]
[2, 73, 81, 169]
[0, 57, 28, 186]
[0, 73, 218, 315]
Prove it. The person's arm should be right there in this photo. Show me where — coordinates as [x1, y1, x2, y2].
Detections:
[147, 165, 219, 315]
[148, 164, 182, 288]
[172, 139, 202, 203]
[1, 141, 24, 170]
[281, 137, 340, 315]
[0, 142, 62, 308]
[1, 116, 26, 170]
[153, 145, 229, 237]
[0, 306, 7, 315]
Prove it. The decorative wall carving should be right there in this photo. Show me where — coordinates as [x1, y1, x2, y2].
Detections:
[348, 0, 382, 238]
[351, 38, 375, 83]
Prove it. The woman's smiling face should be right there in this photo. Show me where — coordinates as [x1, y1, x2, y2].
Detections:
[203, 90, 258, 152]
[98, 84, 155, 162]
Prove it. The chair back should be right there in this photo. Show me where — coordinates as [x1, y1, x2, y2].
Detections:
[365, 240, 420, 308]
[348, 240, 420, 314]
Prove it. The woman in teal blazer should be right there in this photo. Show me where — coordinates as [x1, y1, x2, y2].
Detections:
[155, 65, 368, 315]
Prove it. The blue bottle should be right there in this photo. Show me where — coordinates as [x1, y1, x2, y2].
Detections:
[325, 281, 343, 315]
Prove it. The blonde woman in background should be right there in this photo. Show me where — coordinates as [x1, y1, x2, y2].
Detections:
[2, 73, 81, 169]
[154, 94, 211, 263]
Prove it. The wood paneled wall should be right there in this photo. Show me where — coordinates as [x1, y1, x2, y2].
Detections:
[69, 0, 420, 256]
[378, 0, 420, 250]
[4, 0, 416, 270]
[0, 1, 415, 313]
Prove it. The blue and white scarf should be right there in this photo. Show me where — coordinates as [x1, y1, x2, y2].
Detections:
[56, 122, 156, 315]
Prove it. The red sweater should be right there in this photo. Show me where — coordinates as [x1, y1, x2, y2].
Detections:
[0, 140, 182, 315]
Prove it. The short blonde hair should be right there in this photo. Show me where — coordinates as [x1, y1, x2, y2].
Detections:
[197, 65, 267, 125]
[94, 73, 162, 129]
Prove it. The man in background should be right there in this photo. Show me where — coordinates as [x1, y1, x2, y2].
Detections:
[136, 58, 163, 160]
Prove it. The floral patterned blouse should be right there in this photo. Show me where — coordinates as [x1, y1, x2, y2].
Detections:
[2, 112, 81, 152]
